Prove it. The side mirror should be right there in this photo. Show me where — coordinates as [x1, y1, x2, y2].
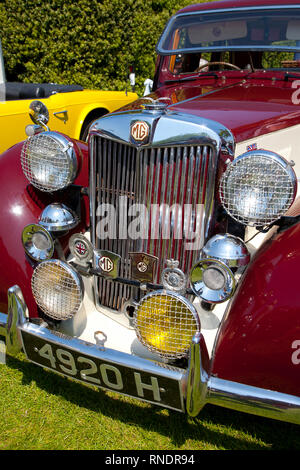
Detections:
[29, 100, 49, 130]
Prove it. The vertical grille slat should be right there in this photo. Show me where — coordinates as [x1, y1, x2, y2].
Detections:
[157, 147, 170, 279]
[166, 147, 176, 261]
[184, 146, 196, 274]
[172, 147, 183, 263]
[93, 136, 217, 311]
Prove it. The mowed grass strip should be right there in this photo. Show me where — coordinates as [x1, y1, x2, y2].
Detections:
[0, 353, 299, 450]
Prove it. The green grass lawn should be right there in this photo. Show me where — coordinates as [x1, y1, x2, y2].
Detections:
[0, 352, 299, 450]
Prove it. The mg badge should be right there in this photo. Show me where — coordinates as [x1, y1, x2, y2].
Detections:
[129, 252, 158, 283]
[94, 250, 121, 279]
[137, 260, 148, 273]
[99, 256, 113, 273]
[130, 121, 150, 144]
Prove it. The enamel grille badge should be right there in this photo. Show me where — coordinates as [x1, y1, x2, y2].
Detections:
[247, 143, 257, 152]
[94, 250, 121, 279]
[99, 256, 113, 273]
[129, 252, 158, 283]
[130, 120, 150, 144]
[69, 233, 93, 266]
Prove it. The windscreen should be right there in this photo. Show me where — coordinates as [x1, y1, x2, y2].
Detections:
[157, 8, 300, 55]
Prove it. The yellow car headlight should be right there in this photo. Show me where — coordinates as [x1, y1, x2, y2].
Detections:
[134, 291, 200, 360]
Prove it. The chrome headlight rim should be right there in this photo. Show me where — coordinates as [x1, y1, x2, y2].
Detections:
[31, 259, 84, 321]
[202, 233, 250, 268]
[38, 203, 79, 233]
[21, 131, 78, 193]
[190, 258, 236, 304]
[219, 150, 297, 227]
[22, 223, 54, 262]
[134, 289, 200, 360]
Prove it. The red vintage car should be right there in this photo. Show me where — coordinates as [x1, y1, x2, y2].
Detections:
[1, 0, 300, 425]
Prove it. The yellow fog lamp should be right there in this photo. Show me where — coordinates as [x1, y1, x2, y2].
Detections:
[134, 291, 200, 360]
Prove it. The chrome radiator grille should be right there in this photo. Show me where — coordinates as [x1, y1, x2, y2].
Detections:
[92, 136, 218, 311]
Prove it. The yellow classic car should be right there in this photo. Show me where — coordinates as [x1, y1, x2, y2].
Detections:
[0, 41, 137, 153]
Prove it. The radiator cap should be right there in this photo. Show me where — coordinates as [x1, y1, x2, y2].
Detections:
[143, 97, 171, 112]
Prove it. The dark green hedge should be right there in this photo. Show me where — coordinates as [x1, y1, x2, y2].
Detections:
[0, 0, 214, 94]
[0, 1, 292, 95]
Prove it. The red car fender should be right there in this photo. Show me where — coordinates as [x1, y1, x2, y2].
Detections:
[0, 138, 89, 317]
[211, 222, 300, 397]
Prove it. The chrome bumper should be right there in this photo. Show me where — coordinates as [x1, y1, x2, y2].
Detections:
[1, 286, 300, 424]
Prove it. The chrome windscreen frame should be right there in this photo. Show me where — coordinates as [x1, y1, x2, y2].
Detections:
[156, 5, 300, 55]
[88, 109, 235, 314]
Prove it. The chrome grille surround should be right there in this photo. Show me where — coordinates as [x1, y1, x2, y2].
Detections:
[89, 110, 235, 312]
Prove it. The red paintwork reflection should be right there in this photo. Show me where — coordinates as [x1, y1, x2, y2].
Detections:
[168, 80, 300, 142]
[122, 75, 300, 143]
[212, 223, 300, 397]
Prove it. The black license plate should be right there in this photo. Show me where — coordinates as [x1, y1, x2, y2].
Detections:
[21, 330, 184, 411]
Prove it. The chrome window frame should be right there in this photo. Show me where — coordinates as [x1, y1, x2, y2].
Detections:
[156, 5, 300, 55]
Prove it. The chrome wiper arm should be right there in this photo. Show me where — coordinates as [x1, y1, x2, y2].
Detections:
[165, 72, 218, 84]
[242, 71, 300, 82]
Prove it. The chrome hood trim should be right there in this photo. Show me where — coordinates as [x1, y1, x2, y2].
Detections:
[90, 109, 235, 156]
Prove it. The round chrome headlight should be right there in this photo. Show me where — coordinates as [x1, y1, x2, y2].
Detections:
[22, 224, 54, 261]
[219, 150, 297, 226]
[134, 291, 200, 360]
[31, 260, 84, 320]
[190, 259, 236, 303]
[21, 131, 77, 192]
[39, 203, 79, 233]
[202, 234, 250, 268]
